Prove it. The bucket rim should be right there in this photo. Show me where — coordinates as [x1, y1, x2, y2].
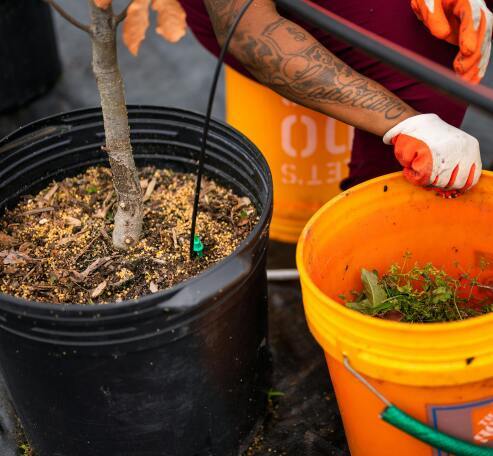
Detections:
[296, 170, 493, 333]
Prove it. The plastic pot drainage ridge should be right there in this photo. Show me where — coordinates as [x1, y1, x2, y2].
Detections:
[0, 106, 273, 456]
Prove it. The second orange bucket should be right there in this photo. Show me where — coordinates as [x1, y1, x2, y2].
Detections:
[297, 172, 493, 455]
[226, 67, 353, 243]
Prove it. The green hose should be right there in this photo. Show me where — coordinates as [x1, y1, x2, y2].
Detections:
[382, 405, 493, 456]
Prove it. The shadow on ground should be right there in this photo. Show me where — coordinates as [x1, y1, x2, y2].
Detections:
[245, 280, 349, 456]
[243, 242, 349, 455]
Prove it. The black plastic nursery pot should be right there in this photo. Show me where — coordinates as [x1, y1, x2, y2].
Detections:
[0, 106, 273, 456]
[0, 0, 61, 112]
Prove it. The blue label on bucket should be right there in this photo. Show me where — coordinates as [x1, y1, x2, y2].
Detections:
[427, 398, 493, 455]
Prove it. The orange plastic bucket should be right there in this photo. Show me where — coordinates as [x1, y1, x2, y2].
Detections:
[225, 67, 353, 243]
[297, 172, 493, 455]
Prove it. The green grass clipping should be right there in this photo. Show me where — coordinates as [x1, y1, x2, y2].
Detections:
[342, 254, 493, 323]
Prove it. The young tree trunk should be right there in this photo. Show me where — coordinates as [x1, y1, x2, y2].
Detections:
[89, 0, 143, 250]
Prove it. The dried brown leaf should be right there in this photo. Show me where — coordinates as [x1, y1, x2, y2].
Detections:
[382, 310, 404, 322]
[0, 232, 15, 248]
[233, 196, 252, 213]
[18, 242, 33, 253]
[93, 0, 112, 9]
[237, 218, 250, 227]
[152, 0, 187, 43]
[3, 251, 32, 265]
[123, 0, 151, 56]
[91, 280, 107, 299]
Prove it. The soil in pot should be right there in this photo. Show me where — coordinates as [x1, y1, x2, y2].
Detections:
[342, 254, 493, 323]
[0, 166, 258, 304]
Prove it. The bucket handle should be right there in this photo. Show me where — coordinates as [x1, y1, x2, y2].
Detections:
[343, 357, 493, 456]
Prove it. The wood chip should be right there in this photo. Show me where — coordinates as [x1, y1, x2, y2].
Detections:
[171, 228, 178, 249]
[0, 232, 15, 248]
[149, 281, 159, 293]
[140, 179, 149, 189]
[143, 177, 157, 202]
[64, 216, 82, 227]
[30, 284, 55, 291]
[82, 256, 112, 276]
[23, 207, 54, 216]
[150, 257, 167, 265]
[72, 256, 114, 282]
[38, 218, 49, 225]
[91, 281, 107, 299]
[43, 184, 59, 203]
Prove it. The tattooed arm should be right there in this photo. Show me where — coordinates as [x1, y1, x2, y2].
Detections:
[204, 0, 417, 136]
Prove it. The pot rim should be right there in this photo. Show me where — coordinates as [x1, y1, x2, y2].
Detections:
[0, 105, 273, 316]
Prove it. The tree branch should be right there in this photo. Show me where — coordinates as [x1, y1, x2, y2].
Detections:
[115, 0, 133, 26]
[44, 0, 92, 34]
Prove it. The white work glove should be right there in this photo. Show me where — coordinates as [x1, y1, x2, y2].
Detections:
[411, 0, 493, 82]
[383, 114, 482, 191]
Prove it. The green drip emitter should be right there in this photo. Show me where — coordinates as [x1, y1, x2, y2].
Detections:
[193, 235, 204, 258]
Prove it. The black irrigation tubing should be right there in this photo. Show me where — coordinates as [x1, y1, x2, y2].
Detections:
[189, 0, 255, 258]
[277, 0, 493, 115]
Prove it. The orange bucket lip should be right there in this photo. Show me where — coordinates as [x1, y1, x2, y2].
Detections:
[297, 170, 493, 331]
[296, 171, 493, 386]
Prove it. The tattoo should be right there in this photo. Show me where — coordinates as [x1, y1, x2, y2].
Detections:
[204, 2, 409, 121]
[204, 0, 241, 41]
[286, 26, 307, 41]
